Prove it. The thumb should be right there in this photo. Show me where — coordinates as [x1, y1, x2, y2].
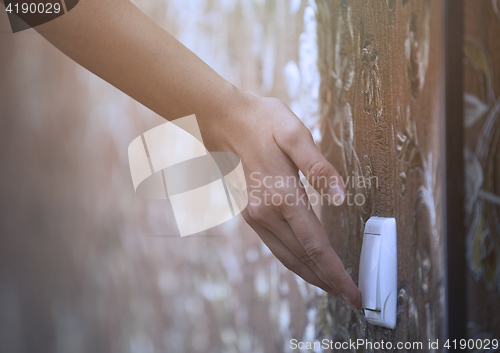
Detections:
[276, 120, 345, 205]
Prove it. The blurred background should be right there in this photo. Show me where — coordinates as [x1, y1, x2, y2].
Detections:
[0, 1, 328, 352]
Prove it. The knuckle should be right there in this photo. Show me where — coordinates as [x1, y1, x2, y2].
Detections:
[292, 123, 310, 141]
[245, 204, 268, 224]
[241, 209, 256, 226]
[302, 240, 327, 264]
[298, 252, 316, 268]
[279, 120, 310, 147]
[309, 161, 335, 178]
[308, 161, 335, 189]
[309, 161, 328, 177]
[272, 194, 288, 213]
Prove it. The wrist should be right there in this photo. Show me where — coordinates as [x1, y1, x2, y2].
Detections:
[196, 82, 255, 152]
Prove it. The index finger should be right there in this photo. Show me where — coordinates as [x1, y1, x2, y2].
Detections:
[275, 117, 345, 205]
[283, 200, 362, 309]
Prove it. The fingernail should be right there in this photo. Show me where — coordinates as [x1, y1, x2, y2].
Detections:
[328, 185, 345, 205]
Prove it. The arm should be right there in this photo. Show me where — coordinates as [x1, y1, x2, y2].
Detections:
[36, 0, 361, 309]
[36, 0, 233, 126]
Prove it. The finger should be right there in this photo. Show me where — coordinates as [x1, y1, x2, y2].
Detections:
[245, 220, 338, 296]
[282, 199, 362, 309]
[274, 120, 345, 205]
[263, 217, 343, 299]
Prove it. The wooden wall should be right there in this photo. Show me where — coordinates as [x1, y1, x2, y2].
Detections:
[318, 0, 447, 345]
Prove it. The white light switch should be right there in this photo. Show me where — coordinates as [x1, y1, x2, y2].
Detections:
[359, 217, 397, 329]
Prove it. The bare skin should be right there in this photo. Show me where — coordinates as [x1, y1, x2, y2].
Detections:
[28, 0, 361, 309]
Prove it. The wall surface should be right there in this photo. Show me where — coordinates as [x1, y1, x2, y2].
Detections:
[464, 0, 500, 340]
[318, 0, 447, 348]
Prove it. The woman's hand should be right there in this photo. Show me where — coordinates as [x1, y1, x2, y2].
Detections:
[200, 89, 362, 310]
[34, 0, 361, 310]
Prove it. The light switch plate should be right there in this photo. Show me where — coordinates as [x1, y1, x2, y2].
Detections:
[359, 217, 397, 329]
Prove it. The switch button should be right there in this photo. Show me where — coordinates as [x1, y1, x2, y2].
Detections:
[358, 217, 397, 329]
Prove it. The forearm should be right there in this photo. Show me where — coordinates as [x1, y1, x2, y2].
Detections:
[35, 0, 238, 123]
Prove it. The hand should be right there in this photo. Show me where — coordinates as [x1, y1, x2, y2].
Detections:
[30, 0, 361, 310]
[200, 88, 362, 310]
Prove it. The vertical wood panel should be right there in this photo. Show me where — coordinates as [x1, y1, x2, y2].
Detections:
[317, 0, 447, 345]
